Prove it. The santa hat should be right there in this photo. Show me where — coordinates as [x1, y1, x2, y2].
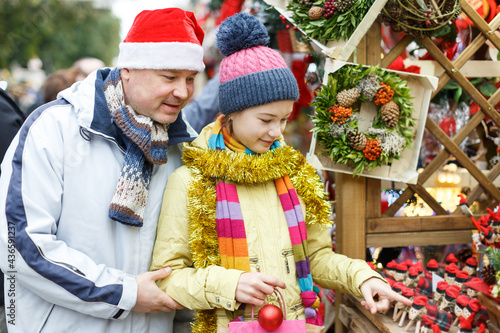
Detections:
[117, 8, 205, 72]
[465, 298, 480, 314]
[444, 284, 460, 301]
[392, 282, 405, 293]
[465, 257, 477, 269]
[456, 271, 469, 283]
[427, 259, 439, 272]
[464, 277, 490, 294]
[216, 13, 299, 115]
[445, 263, 459, 277]
[402, 287, 414, 298]
[414, 262, 424, 273]
[408, 266, 419, 278]
[456, 294, 469, 308]
[445, 253, 458, 264]
[386, 260, 397, 270]
[412, 295, 428, 309]
[436, 281, 449, 293]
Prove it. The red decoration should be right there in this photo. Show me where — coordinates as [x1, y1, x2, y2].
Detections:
[258, 304, 283, 331]
[439, 116, 457, 136]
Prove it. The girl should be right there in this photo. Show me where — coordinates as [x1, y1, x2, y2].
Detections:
[150, 13, 410, 332]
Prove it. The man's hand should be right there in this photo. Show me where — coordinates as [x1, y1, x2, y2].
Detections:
[360, 277, 412, 314]
[235, 272, 286, 306]
[132, 267, 184, 313]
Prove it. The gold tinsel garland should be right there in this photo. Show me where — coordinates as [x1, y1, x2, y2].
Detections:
[184, 145, 332, 332]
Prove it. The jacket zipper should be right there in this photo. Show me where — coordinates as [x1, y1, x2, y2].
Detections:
[81, 126, 126, 154]
[291, 304, 304, 320]
[282, 250, 294, 274]
[249, 257, 260, 272]
[37, 246, 86, 277]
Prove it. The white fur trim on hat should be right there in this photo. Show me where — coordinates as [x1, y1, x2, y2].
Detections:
[116, 42, 205, 72]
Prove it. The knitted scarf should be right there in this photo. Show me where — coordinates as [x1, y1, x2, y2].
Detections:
[208, 115, 323, 325]
[103, 68, 169, 227]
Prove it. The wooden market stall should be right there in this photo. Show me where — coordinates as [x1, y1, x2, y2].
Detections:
[334, 2, 500, 331]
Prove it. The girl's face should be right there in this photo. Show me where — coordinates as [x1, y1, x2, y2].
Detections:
[230, 100, 294, 153]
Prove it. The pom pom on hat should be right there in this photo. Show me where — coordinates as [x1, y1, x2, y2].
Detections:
[216, 13, 270, 57]
[216, 13, 299, 115]
[117, 8, 205, 72]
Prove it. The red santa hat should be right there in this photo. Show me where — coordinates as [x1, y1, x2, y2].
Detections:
[445, 253, 458, 264]
[444, 284, 460, 301]
[408, 266, 419, 278]
[436, 281, 449, 293]
[413, 261, 424, 273]
[456, 270, 469, 283]
[465, 298, 480, 314]
[412, 295, 428, 309]
[402, 287, 414, 298]
[465, 257, 477, 268]
[426, 259, 439, 272]
[116, 8, 205, 72]
[456, 294, 469, 308]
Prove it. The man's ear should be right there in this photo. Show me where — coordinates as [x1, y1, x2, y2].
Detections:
[120, 68, 131, 81]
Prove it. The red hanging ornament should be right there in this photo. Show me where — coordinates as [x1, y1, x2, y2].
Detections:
[258, 304, 283, 331]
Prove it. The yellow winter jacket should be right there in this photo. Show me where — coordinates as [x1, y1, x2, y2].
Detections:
[150, 123, 382, 331]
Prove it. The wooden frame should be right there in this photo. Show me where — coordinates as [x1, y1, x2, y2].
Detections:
[334, 5, 500, 332]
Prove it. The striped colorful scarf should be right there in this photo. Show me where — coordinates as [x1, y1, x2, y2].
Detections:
[209, 115, 322, 325]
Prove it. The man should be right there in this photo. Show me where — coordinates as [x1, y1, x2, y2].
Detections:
[0, 8, 204, 333]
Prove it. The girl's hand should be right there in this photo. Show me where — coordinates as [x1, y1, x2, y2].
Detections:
[235, 272, 286, 306]
[360, 277, 412, 314]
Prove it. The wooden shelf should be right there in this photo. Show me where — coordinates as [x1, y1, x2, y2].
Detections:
[340, 294, 460, 333]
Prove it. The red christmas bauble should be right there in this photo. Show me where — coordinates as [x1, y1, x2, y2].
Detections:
[258, 304, 283, 331]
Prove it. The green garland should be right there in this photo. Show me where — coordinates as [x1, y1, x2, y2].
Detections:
[287, 0, 375, 42]
[311, 65, 416, 175]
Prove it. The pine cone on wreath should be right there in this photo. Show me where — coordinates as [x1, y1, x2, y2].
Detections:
[380, 101, 400, 128]
[347, 129, 367, 151]
[336, 87, 361, 107]
[333, 0, 356, 13]
[356, 74, 381, 101]
[481, 265, 497, 285]
[308, 6, 323, 20]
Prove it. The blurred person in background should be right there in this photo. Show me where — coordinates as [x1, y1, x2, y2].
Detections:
[0, 8, 207, 333]
[0, 86, 25, 333]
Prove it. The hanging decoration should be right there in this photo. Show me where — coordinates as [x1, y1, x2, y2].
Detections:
[311, 65, 416, 175]
[379, 0, 461, 38]
[286, 0, 376, 42]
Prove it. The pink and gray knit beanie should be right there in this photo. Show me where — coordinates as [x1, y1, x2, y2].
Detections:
[216, 13, 299, 115]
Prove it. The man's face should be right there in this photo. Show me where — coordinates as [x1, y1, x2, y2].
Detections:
[121, 68, 197, 124]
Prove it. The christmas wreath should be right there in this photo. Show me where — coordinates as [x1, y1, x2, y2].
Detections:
[286, 0, 376, 42]
[311, 65, 416, 175]
[379, 0, 461, 38]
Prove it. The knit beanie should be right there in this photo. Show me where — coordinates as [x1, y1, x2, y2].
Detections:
[117, 8, 205, 72]
[216, 13, 299, 115]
